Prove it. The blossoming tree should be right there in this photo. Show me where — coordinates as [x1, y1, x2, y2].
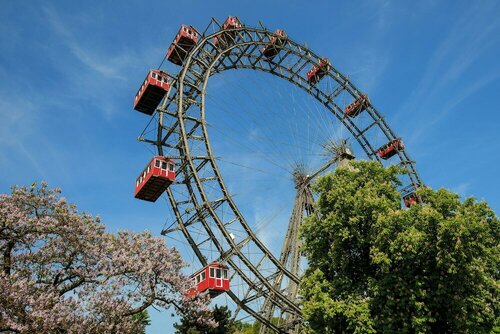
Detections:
[0, 183, 213, 333]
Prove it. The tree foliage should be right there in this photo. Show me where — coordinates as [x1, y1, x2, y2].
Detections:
[300, 161, 499, 333]
[0, 182, 213, 333]
[234, 321, 258, 334]
[174, 305, 242, 334]
[233, 317, 276, 334]
[131, 310, 151, 334]
[174, 304, 262, 334]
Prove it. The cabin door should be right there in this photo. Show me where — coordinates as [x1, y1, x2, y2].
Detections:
[215, 268, 223, 288]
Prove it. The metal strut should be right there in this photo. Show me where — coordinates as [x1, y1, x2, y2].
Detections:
[259, 141, 355, 334]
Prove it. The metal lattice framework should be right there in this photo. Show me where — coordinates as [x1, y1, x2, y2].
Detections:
[138, 18, 422, 333]
[258, 143, 356, 334]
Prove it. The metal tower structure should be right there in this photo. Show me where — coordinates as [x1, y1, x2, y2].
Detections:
[259, 140, 355, 334]
[136, 17, 423, 333]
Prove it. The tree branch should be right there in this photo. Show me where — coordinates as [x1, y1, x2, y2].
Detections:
[2, 239, 14, 275]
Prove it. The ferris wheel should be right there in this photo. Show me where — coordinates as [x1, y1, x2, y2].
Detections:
[132, 17, 422, 334]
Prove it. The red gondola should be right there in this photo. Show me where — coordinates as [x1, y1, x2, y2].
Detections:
[377, 138, 404, 160]
[306, 58, 331, 85]
[345, 95, 370, 117]
[403, 192, 418, 207]
[134, 156, 175, 202]
[133, 70, 170, 115]
[214, 16, 242, 47]
[166, 25, 199, 65]
[187, 262, 230, 298]
[262, 29, 287, 60]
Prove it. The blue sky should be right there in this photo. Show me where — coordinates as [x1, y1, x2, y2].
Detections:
[1, 0, 499, 332]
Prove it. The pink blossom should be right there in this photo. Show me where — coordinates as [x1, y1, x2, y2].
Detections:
[0, 182, 214, 333]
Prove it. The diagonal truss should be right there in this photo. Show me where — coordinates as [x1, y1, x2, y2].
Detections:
[258, 169, 315, 334]
[259, 141, 355, 334]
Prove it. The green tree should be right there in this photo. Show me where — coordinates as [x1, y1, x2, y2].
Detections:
[174, 305, 237, 334]
[233, 317, 279, 334]
[300, 161, 499, 333]
[132, 310, 151, 334]
[233, 320, 257, 334]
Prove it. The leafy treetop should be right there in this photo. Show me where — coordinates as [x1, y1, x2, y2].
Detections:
[300, 161, 499, 333]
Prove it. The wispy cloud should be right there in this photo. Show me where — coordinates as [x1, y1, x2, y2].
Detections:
[42, 6, 128, 81]
[452, 182, 471, 198]
[0, 96, 46, 177]
[38, 4, 167, 119]
[340, 0, 397, 94]
[0, 3, 169, 185]
[348, 49, 390, 94]
[399, 2, 500, 144]
[372, 0, 393, 30]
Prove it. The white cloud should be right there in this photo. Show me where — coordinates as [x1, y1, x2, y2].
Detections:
[399, 2, 500, 145]
[0, 96, 47, 177]
[452, 182, 471, 198]
[42, 6, 128, 81]
[38, 5, 167, 120]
